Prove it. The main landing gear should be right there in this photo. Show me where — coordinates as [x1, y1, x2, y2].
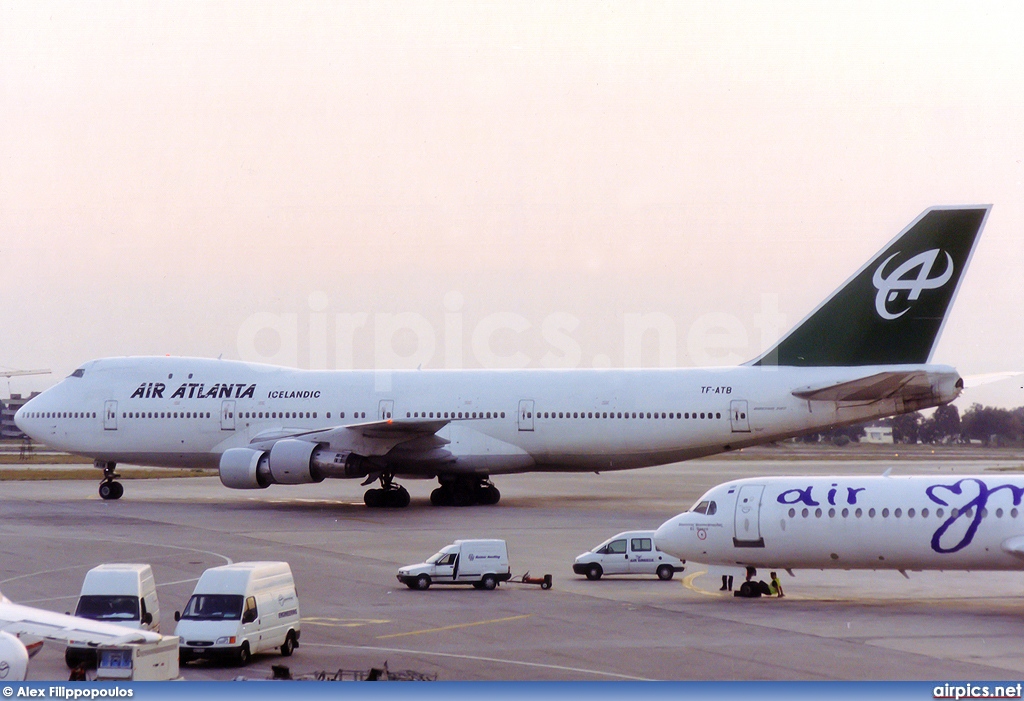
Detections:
[430, 476, 500, 507]
[363, 474, 410, 508]
[96, 460, 124, 500]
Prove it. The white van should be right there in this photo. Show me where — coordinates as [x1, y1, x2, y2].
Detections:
[65, 563, 160, 668]
[397, 539, 511, 590]
[573, 531, 685, 581]
[174, 561, 300, 666]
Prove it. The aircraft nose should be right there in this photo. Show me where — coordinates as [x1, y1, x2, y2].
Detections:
[14, 400, 30, 433]
[653, 515, 688, 559]
[14, 392, 49, 441]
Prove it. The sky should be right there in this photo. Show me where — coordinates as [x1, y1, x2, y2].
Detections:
[1, 1, 1022, 410]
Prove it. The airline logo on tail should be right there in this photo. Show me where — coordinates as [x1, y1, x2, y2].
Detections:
[872, 248, 955, 320]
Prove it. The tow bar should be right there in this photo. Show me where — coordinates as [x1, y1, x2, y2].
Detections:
[509, 572, 553, 589]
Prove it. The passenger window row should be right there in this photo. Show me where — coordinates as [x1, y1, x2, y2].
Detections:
[28, 409, 374, 423]
[240, 411, 318, 420]
[785, 506, 1019, 520]
[406, 411, 506, 419]
[122, 411, 212, 419]
[526, 411, 722, 420]
[23, 411, 97, 419]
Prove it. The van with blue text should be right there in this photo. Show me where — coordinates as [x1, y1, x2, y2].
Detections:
[174, 561, 299, 666]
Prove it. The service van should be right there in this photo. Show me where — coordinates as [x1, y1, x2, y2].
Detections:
[573, 531, 684, 581]
[65, 563, 161, 668]
[397, 539, 511, 590]
[174, 561, 300, 666]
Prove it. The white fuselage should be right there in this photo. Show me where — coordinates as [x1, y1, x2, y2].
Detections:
[16, 356, 960, 478]
[654, 475, 1024, 571]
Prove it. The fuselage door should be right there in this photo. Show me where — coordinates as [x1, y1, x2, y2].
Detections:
[379, 400, 394, 421]
[221, 400, 236, 431]
[103, 400, 118, 431]
[733, 484, 765, 548]
[730, 400, 751, 433]
[517, 400, 535, 432]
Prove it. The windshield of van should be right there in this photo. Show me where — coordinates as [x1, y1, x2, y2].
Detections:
[426, 550, 450, 564]
[75, 595, 140, 621]
[180, 594, 244, 621]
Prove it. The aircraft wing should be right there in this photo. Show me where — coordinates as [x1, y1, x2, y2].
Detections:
[791, 371, 938, 403]
[250, 418, 455, 461]
[0, 595, 162, 647]
[1000, 536, 1024, 560]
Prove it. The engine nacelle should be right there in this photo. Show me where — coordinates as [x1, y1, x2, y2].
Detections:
[0, 630, 30, 681]
[219, 448, 272, 489]
[219, 441, 373, 490]
[268, 439, 326, 485]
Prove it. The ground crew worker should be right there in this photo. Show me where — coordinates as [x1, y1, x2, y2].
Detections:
[769, 571, 785, 598]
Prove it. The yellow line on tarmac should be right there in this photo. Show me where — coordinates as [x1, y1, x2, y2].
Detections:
[303, 617, 391, 628]
[376, 613, 533, 640]
[683, 569, 722, 597]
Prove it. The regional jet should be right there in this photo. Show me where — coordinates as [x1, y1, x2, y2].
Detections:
[15, 207, 989, 508]
[653, 473, 1024, 579]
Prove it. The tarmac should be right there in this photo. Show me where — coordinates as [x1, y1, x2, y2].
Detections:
[4, 453, 1024, 681]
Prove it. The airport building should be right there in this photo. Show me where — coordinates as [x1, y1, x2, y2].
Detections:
[1, 392, 38, 440]
[862, 424, 894, 444]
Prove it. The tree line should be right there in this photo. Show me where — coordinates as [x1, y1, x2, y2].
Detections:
[801, 404, 1024, 446]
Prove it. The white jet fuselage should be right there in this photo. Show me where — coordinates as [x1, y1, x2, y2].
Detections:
[16, 356, 960, 477]
[655, 475, 1024, 571]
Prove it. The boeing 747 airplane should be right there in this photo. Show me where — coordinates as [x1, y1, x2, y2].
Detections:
[15, 207, 989, 508]
[653, 473, 1024, 579]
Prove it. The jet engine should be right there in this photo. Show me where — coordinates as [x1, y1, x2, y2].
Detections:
[219, 439, 373, 490]
[0, 630, 30, 681]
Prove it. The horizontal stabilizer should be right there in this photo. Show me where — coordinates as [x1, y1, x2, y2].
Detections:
[962, 371, 1024, 389]
[792, 370, 939, 403]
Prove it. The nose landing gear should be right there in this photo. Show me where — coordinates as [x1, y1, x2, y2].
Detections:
[96, 460, 124, 500]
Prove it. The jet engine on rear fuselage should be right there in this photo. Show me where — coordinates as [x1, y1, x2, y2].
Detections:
[218, 439, 371, 489]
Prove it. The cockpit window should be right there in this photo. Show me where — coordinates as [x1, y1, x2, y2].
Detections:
[691, 500, 717, 515]
[69, 368, 85, 378]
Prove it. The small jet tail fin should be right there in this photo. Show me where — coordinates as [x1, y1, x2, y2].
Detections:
[751, 206, 990, 367]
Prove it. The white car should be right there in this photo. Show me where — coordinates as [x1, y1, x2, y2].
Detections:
[573, 531, 684, 581]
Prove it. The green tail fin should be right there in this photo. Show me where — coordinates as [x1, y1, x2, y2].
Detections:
[751, 206, 990, 367]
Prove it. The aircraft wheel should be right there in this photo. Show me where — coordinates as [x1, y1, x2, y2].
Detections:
[451, 483, 476, 507]
[386, 487, 410, 508]
[364, 489, 383, 507]
[430, 486, 452, 506]
[99, 481, 122, 500]
[478, 485, 500, 505]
